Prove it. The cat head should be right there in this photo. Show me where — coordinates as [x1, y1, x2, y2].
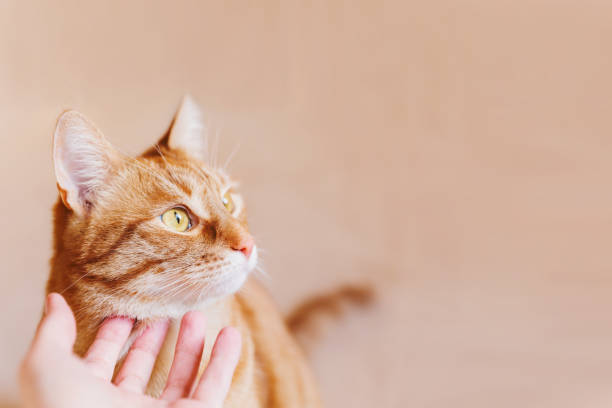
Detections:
[52, 97, 257, 318]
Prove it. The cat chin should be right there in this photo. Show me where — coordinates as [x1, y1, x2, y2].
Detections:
[121, 280, 245, 321]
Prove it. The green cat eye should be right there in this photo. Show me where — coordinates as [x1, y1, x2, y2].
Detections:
[161, 207, 191, 232]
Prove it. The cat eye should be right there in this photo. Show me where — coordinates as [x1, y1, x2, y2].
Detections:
[161, 207, 191, 232]
[222, 191, 235, 213]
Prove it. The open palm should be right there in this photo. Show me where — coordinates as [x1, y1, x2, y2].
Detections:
[20, 293, 241, 408]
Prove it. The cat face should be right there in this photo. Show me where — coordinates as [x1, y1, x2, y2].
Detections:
[52, 97, 257, 318]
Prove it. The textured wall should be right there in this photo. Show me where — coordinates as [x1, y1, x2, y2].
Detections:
[2, 1, 612, 406]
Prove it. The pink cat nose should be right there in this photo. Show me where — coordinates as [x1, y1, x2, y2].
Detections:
[232, 236, 254, 259]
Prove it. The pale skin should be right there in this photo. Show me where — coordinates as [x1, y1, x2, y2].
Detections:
[19, 293, 242, 408]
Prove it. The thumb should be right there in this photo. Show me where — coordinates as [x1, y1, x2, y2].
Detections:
[33, 293, 77, 354]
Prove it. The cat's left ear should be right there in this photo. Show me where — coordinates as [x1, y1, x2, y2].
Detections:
[53, 111, 122, 215]
[160, 95, 208, 161]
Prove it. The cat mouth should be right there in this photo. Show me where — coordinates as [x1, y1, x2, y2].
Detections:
[126, 247, 258, 315]
[215, 246, 257, 293]
[177, 246, 257, 303]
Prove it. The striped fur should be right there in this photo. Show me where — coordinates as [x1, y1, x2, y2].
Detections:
[46, 100, 321, 406]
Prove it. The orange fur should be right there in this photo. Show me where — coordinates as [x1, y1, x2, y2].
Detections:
[46, 98, 321, 406]
[287, 284, 375, 345]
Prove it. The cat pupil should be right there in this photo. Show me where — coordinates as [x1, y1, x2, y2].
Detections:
[175, 212, 181, 224]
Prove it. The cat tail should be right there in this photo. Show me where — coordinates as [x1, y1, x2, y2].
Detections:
[286, 283, 375, 348]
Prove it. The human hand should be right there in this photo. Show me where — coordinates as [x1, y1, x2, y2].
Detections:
[19, 293, 241, 408]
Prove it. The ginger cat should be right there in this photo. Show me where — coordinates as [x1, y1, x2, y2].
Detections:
[46, 97, 321, 407]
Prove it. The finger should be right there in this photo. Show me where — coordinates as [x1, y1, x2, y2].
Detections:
[114, 319, 170, 393]
[32, 293, 77, 354]
[161, 311, 206, 401]
[84, 316, 134, 380]
[192, 327, 242, 405]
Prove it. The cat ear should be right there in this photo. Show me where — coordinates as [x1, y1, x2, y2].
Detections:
[163, 95, 208, 161]
[53, 111, 121, 215]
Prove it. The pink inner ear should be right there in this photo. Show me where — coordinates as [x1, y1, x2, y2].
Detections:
[53, 111, 118, 212]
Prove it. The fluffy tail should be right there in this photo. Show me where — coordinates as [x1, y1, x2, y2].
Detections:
[286, 284, 375, 345]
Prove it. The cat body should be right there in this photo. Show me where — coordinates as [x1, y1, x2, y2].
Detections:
[46, 97, 321, 407]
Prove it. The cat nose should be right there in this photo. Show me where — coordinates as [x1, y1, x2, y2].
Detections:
[232, 235, 254, 259]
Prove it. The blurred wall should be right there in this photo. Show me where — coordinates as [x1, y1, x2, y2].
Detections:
[2, 1, 612, 407]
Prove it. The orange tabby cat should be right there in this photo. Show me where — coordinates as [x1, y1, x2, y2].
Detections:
[46, 97, 321, 406]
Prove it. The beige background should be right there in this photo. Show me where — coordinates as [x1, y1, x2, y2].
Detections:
[2, 1, 612, 407]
